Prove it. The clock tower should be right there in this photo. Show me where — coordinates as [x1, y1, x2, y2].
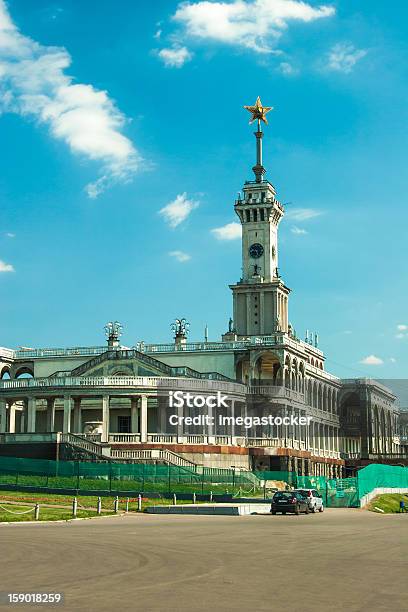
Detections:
[229, 97, 290, 338]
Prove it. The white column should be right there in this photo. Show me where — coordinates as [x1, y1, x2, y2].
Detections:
[159, 402, 167, 434]
[73, 397, 81, 434]
[9, 402, 16, 434]
[20, 400, 27, 433]
[26, 398, 36, 432]
[176, 398, 184, 442]
[63, 395, 71, 433]
[130, 397, 139, 434]
[140, 395, 148, 443]
[46, 398, 55, 432]
[0, 398, 6, 433]
[101, 395, 110, 442]
[27, 397, 37, 433]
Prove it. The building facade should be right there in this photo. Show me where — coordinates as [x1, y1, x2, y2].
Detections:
[0, 100, 405, 475]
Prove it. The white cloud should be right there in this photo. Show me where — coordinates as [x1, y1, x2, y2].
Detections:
[158, 46, 192, 67]
[0, 259, 14, 272]
[278, 61, 298, 75]
[397, 324, 407, 331]
[291, 226, 307, 235]
[360, 354, 383, 366]
[159, 193, 199, 228]
[286, 207, 323, 221]
[390, 357, 396, 364]
[0, 0, 139, 197]
[4, 232, 15, 238]
[169, 250, 191, 262]
[327, 43, 367, 74]
[171, 0, 335, 54]
[395, 333, 406, 339]
[211, 222, 241, 240]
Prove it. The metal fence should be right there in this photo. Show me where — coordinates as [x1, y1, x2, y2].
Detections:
[296, 475, 359, 507]
[0, 456, 264, 496]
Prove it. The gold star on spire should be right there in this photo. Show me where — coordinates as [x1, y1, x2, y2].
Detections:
[244, 96, 273, 124]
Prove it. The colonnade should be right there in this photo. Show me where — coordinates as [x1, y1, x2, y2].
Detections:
[0, 394, 149, 443]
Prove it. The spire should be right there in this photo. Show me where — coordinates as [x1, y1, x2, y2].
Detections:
[244, 96, 273, 183]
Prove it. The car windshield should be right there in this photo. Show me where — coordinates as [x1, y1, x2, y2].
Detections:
[273, 492, 293, 500]
[295, 490, 308, 497]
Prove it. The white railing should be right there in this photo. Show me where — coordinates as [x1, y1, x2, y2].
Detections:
[60, 433, 103, 456]
[5, 334, 329, 361]
[13, 346, 107, 359]
[185, 435, 205, 444]
[246, 437, 280, 447]
[248, 385, 305, 402]
[110, 448, 197, 469]
[140, 334, 325, 357]
[0, 376, 246, 395]
[111, 449, 154, 460]
[0, 347, 14, 360]
[108, 433, 248, 446]
[148, 434, 177, 443]
[76, 433, 102, 443]
[158, 449, 197, 468]
[109, 434, 141, 443]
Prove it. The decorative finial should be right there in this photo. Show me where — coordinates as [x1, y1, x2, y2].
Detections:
[104, 321, 123, 348]
[171, 318, 190, 339]
[244, 96, 273, 125]
[244, 96, 273, 182]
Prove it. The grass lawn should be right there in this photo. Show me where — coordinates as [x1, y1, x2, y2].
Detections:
[0, 490, 202, 518]
[0, 502, 115, 522]
[368, 493, 408, 513]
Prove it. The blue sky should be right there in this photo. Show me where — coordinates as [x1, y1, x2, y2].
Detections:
[0, 0, 407, 379]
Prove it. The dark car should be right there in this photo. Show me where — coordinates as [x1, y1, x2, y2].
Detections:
[271, 491, 310, 515]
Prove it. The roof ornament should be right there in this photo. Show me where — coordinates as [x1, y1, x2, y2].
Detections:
[171, 318, 190, 339]
[104, 321, 123, 348]
[244, 96, 273, 183]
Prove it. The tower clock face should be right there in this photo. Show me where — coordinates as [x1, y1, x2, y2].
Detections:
[249, 243, 264, 259]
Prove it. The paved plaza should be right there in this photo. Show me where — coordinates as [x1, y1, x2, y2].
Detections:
[1, 509, 407, 611]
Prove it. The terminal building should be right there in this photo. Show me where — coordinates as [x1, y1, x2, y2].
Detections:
[0, 99, 405, 476]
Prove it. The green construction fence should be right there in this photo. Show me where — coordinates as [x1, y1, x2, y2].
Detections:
[0, 455, 265, 495]
[357, 463, 408, 499]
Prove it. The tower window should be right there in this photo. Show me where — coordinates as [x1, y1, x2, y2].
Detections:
[261, 192, 265, 201]
[260, 209, 265, 221]
[245, 210, 250, 222]
[253, 209, 258, 221]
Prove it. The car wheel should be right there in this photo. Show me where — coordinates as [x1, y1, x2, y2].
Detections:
[305, 506, 310, 514]
[311, 505, 316, 513]
[272, 510, 276, 515]
[282, 511, 286, 515]
[319, 505, 324, 513]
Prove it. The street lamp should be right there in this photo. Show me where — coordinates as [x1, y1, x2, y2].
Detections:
[231, 465, 236, 491]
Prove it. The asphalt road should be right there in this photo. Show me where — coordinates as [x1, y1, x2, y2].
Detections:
[1, 509, 407, 612]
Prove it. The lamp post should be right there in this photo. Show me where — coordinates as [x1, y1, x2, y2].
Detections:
[231, 465, 236, 492]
